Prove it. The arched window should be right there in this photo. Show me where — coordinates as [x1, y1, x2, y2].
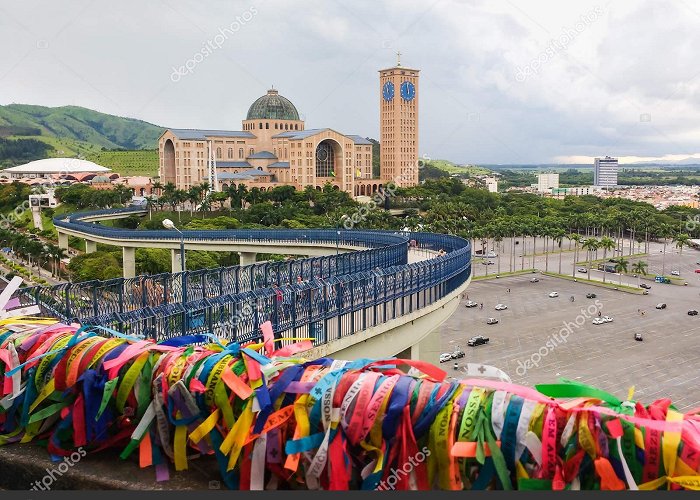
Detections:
[265, 122, 269, 129]
[216, 147, 222, 159]
[249, 148, 254, 156]
[284, 124, 288, 130]
[294, 124, 298, 130]
[315, 140, 336, 178]
[238, 148, 244, 158]
[227, 148, 233, 159]
[274, 123, 278, 129]
[259, 123, 263, 129]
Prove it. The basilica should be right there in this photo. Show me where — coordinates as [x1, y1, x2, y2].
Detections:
[158, 60, 420, 197]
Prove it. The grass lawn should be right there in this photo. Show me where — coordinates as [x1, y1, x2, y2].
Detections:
[85, 150, 158, 177]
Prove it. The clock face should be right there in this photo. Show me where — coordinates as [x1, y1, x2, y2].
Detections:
[382, 81, 395, 101]
[400, 81, 416, 101]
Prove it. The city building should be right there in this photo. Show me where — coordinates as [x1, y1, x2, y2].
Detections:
[548, 186, 601, 199]
[484, 177, 498, 193]
[594, 156, 618, 187]
[537, 172, 559, 192]
[158, 58, 419, 197]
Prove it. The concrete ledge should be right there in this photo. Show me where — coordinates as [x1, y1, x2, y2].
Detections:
[0, 444, 217, 490]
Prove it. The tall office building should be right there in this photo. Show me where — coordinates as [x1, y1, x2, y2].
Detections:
[594, 156, 618, 187]
[537, 172, 559, 192]
[379, 53, 419, 187]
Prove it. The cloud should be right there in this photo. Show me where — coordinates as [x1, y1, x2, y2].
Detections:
[0, 0, 698, 164]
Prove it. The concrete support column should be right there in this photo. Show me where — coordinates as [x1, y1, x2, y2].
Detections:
[123, 247, 136, 278]
[171, 249, 185, 273]
[239, 251, 257, 266]
[85, 240, 97, 254]
[58, 232, 68, 250]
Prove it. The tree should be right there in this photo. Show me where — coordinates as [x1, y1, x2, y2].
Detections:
[631, 260, 648, 288]
[598, 236, 615, 283]
[673, 233, 690, 276]
[569, 233, 581, 277]
[614, 256, 629, 286]
[582, 238, 599, 281]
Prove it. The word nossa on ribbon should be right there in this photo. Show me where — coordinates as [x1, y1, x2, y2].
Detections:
[1, 317, 700, 491]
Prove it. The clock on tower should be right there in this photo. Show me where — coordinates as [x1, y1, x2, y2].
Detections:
[379, 55, 419, 188]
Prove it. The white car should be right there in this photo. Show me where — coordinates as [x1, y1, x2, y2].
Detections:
[602, 316, 613, 323]
[592, 317, 605, 325]
[495, 304, 508, 311]
[486, 252, 498, 258]
[548, 292, 559, 298]
[577, 268, 587, 273]
[439, 353, 452, 363]
[465, 300, 478, 308]
[671, 270, 680, 276]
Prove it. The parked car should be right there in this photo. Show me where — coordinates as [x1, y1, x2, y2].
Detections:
[451, 350, 465, 359]
[640, 283, 651, 289]
[592, 317, 605, 325]
[467, 335, 490, 347]
[439, 353, 453, 363]
[671, 270, 680, 276]
[656, 303, 667, 309]
[530, 277, 539, 282]
[695, 269, 700, 274]
[577, 268, 587, 273]
[495, 304, 508, 311]
[689, 310, 699, 316]
[486, 252, 498, 258]
[465, 300, 478, 308]
[586, 293, 597, 298]
[486, 318, 499, 325]
[548, 292, 559, 298]
[634, 333, 643, 341]
[643, 290, 649, 295]
[602, 316, 614, 323]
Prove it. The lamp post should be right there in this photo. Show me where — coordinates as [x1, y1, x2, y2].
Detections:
[162, 218, 185, 273]
[163, 218, 187, 332]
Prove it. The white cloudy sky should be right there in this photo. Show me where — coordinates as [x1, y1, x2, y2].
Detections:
[1, 0, 699, 164]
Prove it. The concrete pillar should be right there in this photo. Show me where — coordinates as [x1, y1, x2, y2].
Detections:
[85, 240, 97, 254]
[58, 232, 68, 250]
[171, 249, 185, 273]
[123, 247, 136, 278]
[239, 251, 257, 266]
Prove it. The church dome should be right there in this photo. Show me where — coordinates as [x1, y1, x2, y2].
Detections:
[246, 89, 299, 121]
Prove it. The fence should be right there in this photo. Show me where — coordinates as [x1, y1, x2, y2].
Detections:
[16, 209, 471, 347]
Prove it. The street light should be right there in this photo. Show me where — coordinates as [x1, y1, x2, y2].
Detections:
[162, 218, 185, 273]
[163, 218, 187, 333]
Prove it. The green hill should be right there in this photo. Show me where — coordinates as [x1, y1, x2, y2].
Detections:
[0, 104, 164, 149]
[0, 103, 165, 171]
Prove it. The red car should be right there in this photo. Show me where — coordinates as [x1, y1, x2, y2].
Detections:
[695, 269, 700, 273]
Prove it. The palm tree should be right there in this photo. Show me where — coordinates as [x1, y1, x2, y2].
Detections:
[599, 236, 615, 283]
[187, 186, 202, 215]
[632, 260, 648, 289]
[615, 256, 629, 286]
[151, 180, 163, 197]
[582, 238, 599, 281]
[569, 233, 581, 277]
[673, 233, 690, 276]
[553, 229, 566, 275]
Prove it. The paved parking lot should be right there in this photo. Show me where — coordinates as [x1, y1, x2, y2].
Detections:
[439, 260, 700, 410]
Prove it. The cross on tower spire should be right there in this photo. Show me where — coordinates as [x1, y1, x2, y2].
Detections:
[396, 51, 402, 66]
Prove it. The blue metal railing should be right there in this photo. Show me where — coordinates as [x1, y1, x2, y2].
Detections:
[15, 210, 471, 347]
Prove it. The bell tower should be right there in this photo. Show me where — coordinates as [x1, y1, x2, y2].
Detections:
[379, 53, 419, 187]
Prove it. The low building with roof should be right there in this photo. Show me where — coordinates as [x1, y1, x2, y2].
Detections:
[1, 158, 112, 181]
